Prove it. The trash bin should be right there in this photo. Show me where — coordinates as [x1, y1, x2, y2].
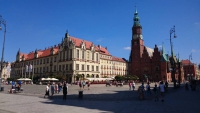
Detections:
[79, 90, 83, 98]
[1, 87, 4, 91]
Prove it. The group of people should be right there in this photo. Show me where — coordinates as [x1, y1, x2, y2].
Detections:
[137, 81, 168, 102]
[9, 81, 22, 93]
[185, 80, 200, 91]
[78, 81, 90, 90]
[129, 81, 136, 90]
[44, 82, 68, 100]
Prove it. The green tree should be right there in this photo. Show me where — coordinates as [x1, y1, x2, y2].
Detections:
[115, 75, 124, 81]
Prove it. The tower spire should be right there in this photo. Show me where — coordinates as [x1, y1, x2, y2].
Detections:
[133, 5, 140, 26]
[135, 4, 137, 14]
[162, 42, 166, 54]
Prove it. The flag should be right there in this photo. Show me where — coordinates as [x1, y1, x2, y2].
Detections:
[29, 64, 33, 72]
[26, 65, 28, 72]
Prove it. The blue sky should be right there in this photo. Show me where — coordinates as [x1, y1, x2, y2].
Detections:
[0, 0, 200, 64]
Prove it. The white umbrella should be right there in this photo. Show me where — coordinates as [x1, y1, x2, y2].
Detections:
[41, 78, 58, 81]
[17, 78, 31, 81]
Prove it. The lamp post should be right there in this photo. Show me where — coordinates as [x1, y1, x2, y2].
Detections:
[169, 25, 177, 88]
[0, 15, 6, 90]
[189, 53, 192, 81]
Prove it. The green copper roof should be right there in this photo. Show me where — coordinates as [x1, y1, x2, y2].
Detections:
[161, 54, 169, 62]
[133, 6, 140, 26]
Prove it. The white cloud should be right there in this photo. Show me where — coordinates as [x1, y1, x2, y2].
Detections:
[192, 49, 196, 52]
[194, 22, 200, 27]
[124, 47, 131, 50]
[96, 38, 104, 42]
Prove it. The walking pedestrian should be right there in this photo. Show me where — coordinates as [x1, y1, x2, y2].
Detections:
[146, 82, 151, 100]
[44, 84, 50, 98]
[132, 81, 135, 91]
[164, 81, 168, 91]
[159, 81, 165, 102]
[51, 83, 55, 97]
[138, 83, 145, 100]
[88, 81, 91, 90]
[82, 81, 86, 90]
[55, 83, 58, 94]
[63, 84, 68, 100]
[153, 84, 159, 101]
[79, 81, 82, 90]
[129, 81, 132, 90]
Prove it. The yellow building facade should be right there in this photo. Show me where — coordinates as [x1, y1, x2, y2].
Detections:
[12, 32, 127, 83]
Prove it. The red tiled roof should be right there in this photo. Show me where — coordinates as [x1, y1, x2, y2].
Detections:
[182, 60, 193, 65]
[112, 56, 126, 62]
[19, 36, 110, 61]
[70, 36, 110, 55]
[20, 46, 59, 60]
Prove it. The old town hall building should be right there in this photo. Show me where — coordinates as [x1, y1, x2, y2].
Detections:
[13, 32, 127, 83]
[129, 8, 184, 82]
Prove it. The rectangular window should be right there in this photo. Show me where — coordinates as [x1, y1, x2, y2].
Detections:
[70, 64, 72, 70]
[82, 64, 84, 70]
[54, 65, 56, 71]
[50, 57, 53, 63]
[63, 51, 65, 60]
[46, 66, 49, 72]
[66, 50, 69, 60]
[87, 52, 90, 60]
[82, 50, 84, 59]
[96, 66, 99, 71]
[37, 60, 39, 65]
[69, 49, 72, 60]
[87, 65, 89, 71]
[92, 65, 94, 71]
[92, 53, 94, 60]
[50, 66, 52, 72]
[43, 67, 45, 72]
[60, 52, 62, 60]
[40, 67, 42, 72]
[77, 50, 79, 59]
[59, 65, 61, 71]
[47, 58, 49, 63]
[96, 53, 98, 61]
[76, 64, 79, 70]
[66, 64, 68, 70]
[62, 65, 65, 71]
[54, 57, 57, 62]
[43, 59, 45, 64]
[40, 59, 42, 64]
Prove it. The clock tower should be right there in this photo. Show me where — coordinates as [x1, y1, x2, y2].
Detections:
[129, 7, 144, 76]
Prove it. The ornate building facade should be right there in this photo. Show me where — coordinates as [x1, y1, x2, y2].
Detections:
[128, 8, 184, 82]
[12, 32, 127, 83]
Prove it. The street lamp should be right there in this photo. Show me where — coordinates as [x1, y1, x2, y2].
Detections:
[189, 53, 192, 81]
[0, 15, 6, 90]
[169, 25, 177, 88]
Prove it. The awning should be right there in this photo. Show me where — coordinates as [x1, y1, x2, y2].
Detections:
[41, 78, 59, 81]
[87, 78, 114, 81]
[17, 78, 32, 81]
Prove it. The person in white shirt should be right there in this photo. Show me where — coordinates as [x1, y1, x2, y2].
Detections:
[159, 81, 165, 102]
[44, 84, 50, 98]
[132, 81, 135, 91]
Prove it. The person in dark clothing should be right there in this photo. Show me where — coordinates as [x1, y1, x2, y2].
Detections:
[63, 84, 68, 100]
